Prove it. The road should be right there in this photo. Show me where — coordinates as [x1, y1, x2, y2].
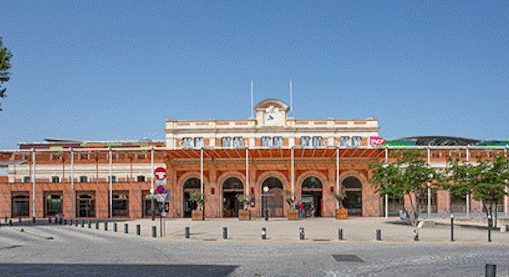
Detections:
[0, 223, 507, 276]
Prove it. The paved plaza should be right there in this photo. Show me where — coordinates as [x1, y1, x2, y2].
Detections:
[0, 217, 508, 276]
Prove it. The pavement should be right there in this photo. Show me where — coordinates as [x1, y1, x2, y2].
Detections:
[0, 217, 508, 276]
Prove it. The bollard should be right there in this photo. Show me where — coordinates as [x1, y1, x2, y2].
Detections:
[32, 217, 36, 224]
[450, 215, 455, 242]
[18, 218, 22, 223]
[261, 227, 267, 240]
[71, 219, 74, 226]
[48, 218, 52, 224]
[75, 220, 78, 227]
[185, 227, 190, 239]
[59, 218, 63, 225]
[488, 216, 492, 242]
[114, 223, 118, 232]
[9, 219, 12, 226]
[338, 228, 344, 240]
[152, 226, 157, 238]
[222, 227, 228, 240]
[485, 264, 496, 277]
[136, 224, 141, 236]
[64, 219, 68, 225]
[104, 221, 108, 231]
[81, 220, 84, 228]
[376, 229, 382, 241]
[88, 220, 91, 229]
[4, 216, 7, 223]
[95, 221, 99, 230]
[299, 227, 305, 240]
[124, 224, 128, 234]
[413, 229, 419, 241]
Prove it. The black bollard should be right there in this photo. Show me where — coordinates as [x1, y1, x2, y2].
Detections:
[299, 227, 305, 240]
[223, 227, 228, 240]
[450, 215, 455, 242]
[59, 218, 63, 225]
[95, 221, 99, 230]
[81, 220, 84, 228]
[338, 228, 344, 240]
[9, 219, 12, 226]
[152, 226, 157, 238]
[32, 217, 36, 224]
[261, 227, 267, 240]
[124, 224, 128, 234]
[18, 218, 22, 223]
[488, 216, 492, 242]
[264, 210, 269, 221]
[376, 229, 382, 241]
[70, 219, 74, 226]
[114, 223, 117, 232]
[88, 220, 91, 229]
[64, 219, 68, 225]
[185, 227, 190, 239]
[48, 218, 52, 224]
[485, 264, 496, 277]
[136, 224, 141, 236]
[104, 221, 108, 231]
[4, 216, 7, 223]
[75, 220, 78, 227]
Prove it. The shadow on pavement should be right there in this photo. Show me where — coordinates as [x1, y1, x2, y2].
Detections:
[0, 263, 238, 276]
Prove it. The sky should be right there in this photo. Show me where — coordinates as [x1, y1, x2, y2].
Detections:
[1, 1, 508, 148]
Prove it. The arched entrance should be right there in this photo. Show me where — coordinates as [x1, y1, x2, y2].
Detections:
[301, 177, 322, 217]
[183, 178, 200, 218]
[222, 177, 244, 217]
[261, 177, 284, 217]
[342, 176, 362, 216]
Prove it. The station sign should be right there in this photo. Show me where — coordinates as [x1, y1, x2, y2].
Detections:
[369, 136, 385, 146]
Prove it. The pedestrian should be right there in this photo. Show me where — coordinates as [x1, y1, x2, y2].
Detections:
[299, 201, 305, 218]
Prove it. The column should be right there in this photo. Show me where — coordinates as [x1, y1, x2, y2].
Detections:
[32, 148, 36, 218]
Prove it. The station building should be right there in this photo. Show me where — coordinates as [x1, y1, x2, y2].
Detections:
[0, 98, 507, 220]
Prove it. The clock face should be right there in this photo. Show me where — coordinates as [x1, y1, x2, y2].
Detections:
[266, 112, 276, 124]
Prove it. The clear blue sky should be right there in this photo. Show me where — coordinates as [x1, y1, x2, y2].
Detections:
[1, 1, 508, 148]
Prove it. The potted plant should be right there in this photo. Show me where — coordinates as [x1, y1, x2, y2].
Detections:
[333, 187, 348, 219]
[189, 191, 206, 221]
[236, 194, 252, 221]
[282, 189, 299, 220]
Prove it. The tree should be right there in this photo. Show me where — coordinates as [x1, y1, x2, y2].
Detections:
[0, 36, 13, 111]
[370, 150, 441, 227]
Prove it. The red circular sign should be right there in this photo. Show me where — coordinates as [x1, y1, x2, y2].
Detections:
[156, 185, 166, 194]
[154, 167, 167, 181]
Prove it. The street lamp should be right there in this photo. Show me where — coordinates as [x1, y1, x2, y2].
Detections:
[263, 186, 269, 221]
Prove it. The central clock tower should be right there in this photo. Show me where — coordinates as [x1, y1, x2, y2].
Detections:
[254, 99, 289, 127]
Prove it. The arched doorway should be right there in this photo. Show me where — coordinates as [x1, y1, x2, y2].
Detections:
[222, 177, 243, 217]
[342, 176, 362, 216]
[301, 177, 322, 217]
[261, 177, 284, 217]
[183, 178, 200, 218]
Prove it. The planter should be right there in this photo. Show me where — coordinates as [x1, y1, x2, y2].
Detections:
[238, 210, 251, 221]
[335, 208, 348, 220]
[287, 210, 299, 220]
[191, 210, 204, 221]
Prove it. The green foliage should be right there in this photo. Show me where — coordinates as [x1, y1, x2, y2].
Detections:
[332, 186, 347, 208]
[189, 191, 206, 211]
[236, 194, 252, 210]
[282, 189, 296, 210]
[0, 36, 13, 111]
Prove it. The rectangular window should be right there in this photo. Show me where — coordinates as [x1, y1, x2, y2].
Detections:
[301, 136, 311, 147]
[221, 137, 232, 148]
[233, 137, 244, 148]
[108, 176, 117, 183]
[112, 192, 129, 217]
[23, 176, 31, 183]
[340, 136, 351, 147]
[273, 136, 283, 148]
[312, 136, 323, 147]
[182, 137, 193, 148]
[51, 176, 60, 183]
[137, 175, 146, 182]
[194, 137, 204, 148]
[79, 176, 88, 183]
[261, 136, 272, 147]
[352, 136, 362, 147]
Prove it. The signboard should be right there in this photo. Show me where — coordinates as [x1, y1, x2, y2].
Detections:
[369, 136, 385, 146]
[156, 185, 166, 194]
[154, 167, 167, 181]
[384, 140, 417, 147]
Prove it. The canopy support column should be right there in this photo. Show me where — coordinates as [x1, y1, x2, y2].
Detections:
[108, 148, 113, 219]
[32, 148, 36, 218]
[336, 147, 339, 209]
[384, 147, 389, 219]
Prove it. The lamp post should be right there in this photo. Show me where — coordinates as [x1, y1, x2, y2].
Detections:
[263, 186, 269, 221]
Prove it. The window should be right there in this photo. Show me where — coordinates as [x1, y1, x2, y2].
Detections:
[352, 136, 362, 147]
[23, 176, 30, 183]
[233, 137, 244, 148]
[137, 175, 146, 182]
[182, 137, 193, 148]
[79, 176, 88, 183]
[273, 136, 283, 148]
[301, 136, 311, 147]
[340, 136, 351, 147]
[312, 136, 323, 147]
[261, 136, 272, 147]
[194, 137, 204, 148]
[112, 192, 129, 217]
[108, 176, 117, 183]
[51, 176, 60, 183]
[221, 137, 232, 148]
